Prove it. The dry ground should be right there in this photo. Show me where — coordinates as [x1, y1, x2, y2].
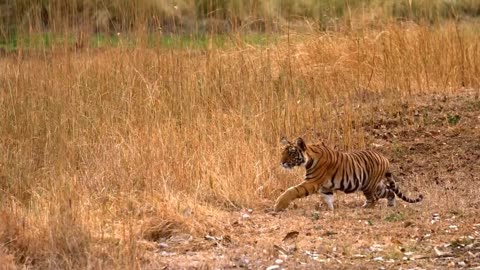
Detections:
[146, 90, 480, 270]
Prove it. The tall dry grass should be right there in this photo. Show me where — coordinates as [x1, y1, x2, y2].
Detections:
[1, 21, 480, 268]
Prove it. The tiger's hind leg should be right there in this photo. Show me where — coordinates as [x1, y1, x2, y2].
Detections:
[386, 189, 396, 207]
[362, 190, 377, 208]
[375, 182, 396, 207]
[384, 172, 397, 207]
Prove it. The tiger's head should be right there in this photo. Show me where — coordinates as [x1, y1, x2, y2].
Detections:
[280, 137, 307, 169]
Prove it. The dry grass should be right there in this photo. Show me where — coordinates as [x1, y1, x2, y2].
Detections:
[1, 21, 480, 268]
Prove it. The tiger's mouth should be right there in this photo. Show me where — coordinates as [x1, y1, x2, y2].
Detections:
[282, 162, 294, 169]
[281, 158, 305, 169]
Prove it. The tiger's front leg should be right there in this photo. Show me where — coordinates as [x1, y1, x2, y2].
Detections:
[320, 187, 335, 210]
[274, 181, 319, 212]
[273, 190, 294, 212]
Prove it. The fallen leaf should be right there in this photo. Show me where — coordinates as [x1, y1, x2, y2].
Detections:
[282, 231, 299, 242]
[204, 235, 216, 241]
[434, 246, 453, 257]
[391, 238, 403, 245]
[222, 235, 232, 243]
[204, 234, 232, 246]
[411, 254, 430, 260]
[404, 221, 414, 228]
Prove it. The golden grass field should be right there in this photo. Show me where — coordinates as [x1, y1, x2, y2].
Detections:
[1, 15, 480, 269]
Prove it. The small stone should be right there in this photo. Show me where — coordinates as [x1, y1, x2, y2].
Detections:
[160, 251, 176, 257]
[275, 259, 283, 265]
[373, 257, 384, 262]
[242, 213, 250, 219]
[266, 265, 280, 270]
[457, 261, 467, 267]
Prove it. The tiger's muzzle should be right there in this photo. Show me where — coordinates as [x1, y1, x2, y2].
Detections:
[281, 156, 305, 169]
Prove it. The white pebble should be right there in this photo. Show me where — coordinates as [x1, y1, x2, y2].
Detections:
[275, 259, 284, 265]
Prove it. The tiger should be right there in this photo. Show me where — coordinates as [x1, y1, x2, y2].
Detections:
[274, 137, 423, 212]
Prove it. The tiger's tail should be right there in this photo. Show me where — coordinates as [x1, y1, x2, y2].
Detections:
[274, 181, 319, 212]
[386, 172, 423, 203]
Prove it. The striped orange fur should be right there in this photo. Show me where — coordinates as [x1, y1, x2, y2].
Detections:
[274, 137, 423, 212]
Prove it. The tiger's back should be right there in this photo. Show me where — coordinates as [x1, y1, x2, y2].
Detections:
[305, 145, 389, 193]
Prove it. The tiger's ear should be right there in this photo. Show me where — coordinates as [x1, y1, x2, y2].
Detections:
[295, 137, 307, 151]
[280, 137, 290, 146]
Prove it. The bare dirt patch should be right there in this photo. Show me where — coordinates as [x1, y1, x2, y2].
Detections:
[143, 90, 480, 270]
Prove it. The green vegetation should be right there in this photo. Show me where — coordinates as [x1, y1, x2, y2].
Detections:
[2, 0, 480, 49]
[447, 113, 461, 125]
[0, 31, 279, 51]
[385, 212, 405, 222]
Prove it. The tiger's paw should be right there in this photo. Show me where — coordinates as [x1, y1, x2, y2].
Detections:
[362, 201, 376, 208]
[274, 199, 290, 212]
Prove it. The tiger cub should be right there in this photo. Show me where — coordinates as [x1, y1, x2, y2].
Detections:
[274, 137, 423, 212]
